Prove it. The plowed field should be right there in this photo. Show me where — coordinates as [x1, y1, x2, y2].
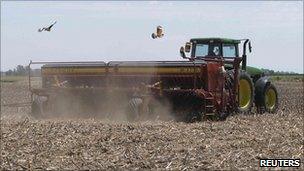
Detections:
[1, 77, 303, 170]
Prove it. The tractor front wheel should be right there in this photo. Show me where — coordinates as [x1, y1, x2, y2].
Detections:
[257, 84, 279, 113]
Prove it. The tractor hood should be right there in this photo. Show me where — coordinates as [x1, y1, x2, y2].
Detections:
[224, 64, 263, 77]
[246, 66, 264, 76]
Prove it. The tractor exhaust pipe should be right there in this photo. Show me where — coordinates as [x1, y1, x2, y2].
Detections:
[242, 39, 252, 71]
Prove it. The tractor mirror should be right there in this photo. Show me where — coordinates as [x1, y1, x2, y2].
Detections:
[180, 46, 186, 59]
[185, 42, 191, 53]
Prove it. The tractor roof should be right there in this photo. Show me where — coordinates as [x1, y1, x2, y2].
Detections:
[190, 38, 240, 44]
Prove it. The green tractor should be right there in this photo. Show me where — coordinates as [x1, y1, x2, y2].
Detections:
[180, 38, 279, 114]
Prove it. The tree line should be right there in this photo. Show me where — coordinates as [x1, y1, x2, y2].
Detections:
[3, 65, 41, 76]
[261, 68, 301, 75]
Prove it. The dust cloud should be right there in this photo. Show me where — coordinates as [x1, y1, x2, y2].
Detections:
[34, 74, 176, 122]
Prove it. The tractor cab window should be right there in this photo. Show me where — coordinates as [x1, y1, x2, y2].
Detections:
[223, 44, 236, 57]
[195, 44, 209, 57]
[195, 43, 221, 57]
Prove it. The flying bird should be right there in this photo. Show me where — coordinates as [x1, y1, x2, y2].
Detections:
[151, 25, 164, 39]
[38, 21, 57, 32]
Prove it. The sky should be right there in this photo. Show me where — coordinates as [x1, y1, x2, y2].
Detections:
[1, 1, 303, 73]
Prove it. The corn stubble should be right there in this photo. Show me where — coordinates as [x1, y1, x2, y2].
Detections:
[1, 80, 303, 170]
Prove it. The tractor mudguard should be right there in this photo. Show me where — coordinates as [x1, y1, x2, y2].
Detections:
[254, 76, 271, 104]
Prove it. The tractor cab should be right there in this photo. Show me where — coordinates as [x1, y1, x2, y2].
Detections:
[180, 38, 251, 71]
[189, 38, 240, 58]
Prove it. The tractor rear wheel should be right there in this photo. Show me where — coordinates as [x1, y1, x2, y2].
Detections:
[238, 71, 254, 113]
